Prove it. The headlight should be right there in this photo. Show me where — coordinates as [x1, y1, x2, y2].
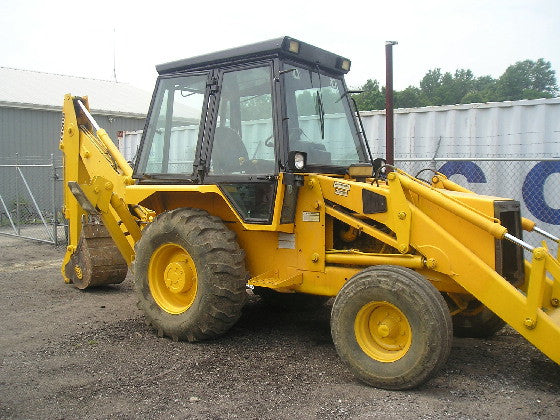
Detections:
[294, 153, 305, 170]
[288, 151, 307, 171]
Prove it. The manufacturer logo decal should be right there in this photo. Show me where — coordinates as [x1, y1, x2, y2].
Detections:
[334, 181, 350, 197]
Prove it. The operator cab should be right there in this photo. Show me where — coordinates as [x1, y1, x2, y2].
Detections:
[134, 37, 371, 223]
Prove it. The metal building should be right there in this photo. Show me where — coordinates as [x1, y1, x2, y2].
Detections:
[0, 67, 151, 159]
[360, 97, 560, 159]
[0, 67, 152, 242]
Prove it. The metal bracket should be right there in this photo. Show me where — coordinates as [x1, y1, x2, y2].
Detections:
[387, 173, 411, 254]
[68, 181, 99, 214]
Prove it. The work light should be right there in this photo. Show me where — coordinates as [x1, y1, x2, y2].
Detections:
[288, 40, 300, 54]
[287, 151, 307, 171]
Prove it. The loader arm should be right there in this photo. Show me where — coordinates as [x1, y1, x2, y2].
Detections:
[313, 171, 560, 365]
[59, 95, 149, 286]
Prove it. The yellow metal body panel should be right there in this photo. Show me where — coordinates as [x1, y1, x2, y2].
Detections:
[411, 190, 498, 270]
[124, 177, 294, 233]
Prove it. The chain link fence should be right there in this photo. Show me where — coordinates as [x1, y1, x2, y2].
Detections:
[1, 153, 558, 252]
[0, 155, 65, 245]
[395, 156, 560, 250]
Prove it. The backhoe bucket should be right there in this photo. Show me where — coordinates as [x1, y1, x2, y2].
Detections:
[64, 224, 127, 289]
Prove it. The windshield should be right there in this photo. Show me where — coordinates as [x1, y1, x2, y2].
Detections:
[283, 64, 367, 167]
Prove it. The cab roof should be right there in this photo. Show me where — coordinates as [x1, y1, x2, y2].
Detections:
[156, 36, 351, 75]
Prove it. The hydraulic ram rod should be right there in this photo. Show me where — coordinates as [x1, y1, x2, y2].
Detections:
[76, 100, 133, 179]
[534, 226, 560, 243]
[504, 233, 534, 251]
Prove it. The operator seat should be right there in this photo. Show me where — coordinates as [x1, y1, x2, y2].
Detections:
[211, 126, 249, 174]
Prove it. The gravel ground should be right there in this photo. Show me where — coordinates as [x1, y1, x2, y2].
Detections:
[0, 236, 559, 419]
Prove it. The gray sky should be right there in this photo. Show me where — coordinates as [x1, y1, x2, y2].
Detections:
[1, 0, 559, 94]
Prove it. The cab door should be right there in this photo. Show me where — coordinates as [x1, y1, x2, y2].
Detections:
[203, 63, 281, 225]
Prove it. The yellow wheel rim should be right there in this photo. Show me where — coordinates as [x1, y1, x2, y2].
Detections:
[148, 243, 198, 314]
[354, 301, 412, 363]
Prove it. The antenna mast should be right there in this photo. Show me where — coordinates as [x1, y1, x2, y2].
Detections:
[113, 28, 118, 82]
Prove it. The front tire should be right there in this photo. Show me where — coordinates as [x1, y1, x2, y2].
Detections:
[331, 266, 453, 390]
[134, 208, 247, 342]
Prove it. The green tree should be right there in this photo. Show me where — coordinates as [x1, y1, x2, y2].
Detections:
[461, 75, 497, 103]
[418, 68, 443, 105]
[395, 86, 422, 108]
[496, 59, 558, 100]
[418, 68, 478, 106]
[448, 69, 476, 104]
[351, 79, 385, 111]
[351, 58, 557, 111]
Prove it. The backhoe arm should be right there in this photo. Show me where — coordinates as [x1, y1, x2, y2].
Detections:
[59, 95, 148, 287]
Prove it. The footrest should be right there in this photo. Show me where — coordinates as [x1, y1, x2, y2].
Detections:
[248, 271, 303, 289]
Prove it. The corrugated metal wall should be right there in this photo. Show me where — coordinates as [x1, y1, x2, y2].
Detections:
[0, 106, 145, 226]
[360, 98, 560, 159]
[0, 107, 145, 161]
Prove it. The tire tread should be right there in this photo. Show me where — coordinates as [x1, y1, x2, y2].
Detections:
[133, 208, 247, 342]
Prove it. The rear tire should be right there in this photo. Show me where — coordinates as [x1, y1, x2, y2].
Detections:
[331, 266, 453, 390]
[133, 208, 247, 342]
[453, 301, 505, 338]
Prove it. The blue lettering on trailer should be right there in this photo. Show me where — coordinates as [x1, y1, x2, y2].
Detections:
[439, 161, 487, 183]
[522, 161, 560, 224]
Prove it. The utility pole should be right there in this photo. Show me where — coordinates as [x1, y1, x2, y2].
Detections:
[385, 41, 398, 166]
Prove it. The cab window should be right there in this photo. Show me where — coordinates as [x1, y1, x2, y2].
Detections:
[283, 64, 365, 167]
[209, 66, 275, 175]
[138, 74, 207, 175]
[209, 65, 277, 223]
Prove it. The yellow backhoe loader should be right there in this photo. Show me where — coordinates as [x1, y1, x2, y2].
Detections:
[59, 37, 560, 390]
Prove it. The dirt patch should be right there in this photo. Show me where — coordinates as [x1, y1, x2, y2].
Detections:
[1, 237, 559, 419]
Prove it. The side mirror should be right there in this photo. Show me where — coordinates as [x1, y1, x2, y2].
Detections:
[372, 158, 387, 175]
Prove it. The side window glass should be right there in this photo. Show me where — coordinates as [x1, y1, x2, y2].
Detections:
[220, 183, 275, 222]
[140, 74, 207, 174]
[210, 66, 275, 175]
